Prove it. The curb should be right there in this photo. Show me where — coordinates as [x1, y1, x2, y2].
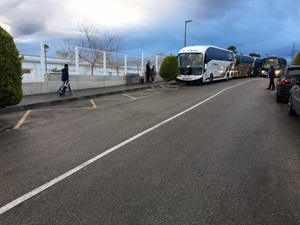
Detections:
[0, 84, 162, 115]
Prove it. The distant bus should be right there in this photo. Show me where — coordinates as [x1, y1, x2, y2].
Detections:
[177, 45, 234, 84]
[261, 56, 287, 77]
[251, 57, 262, 77]
[232, 54, 254, 78]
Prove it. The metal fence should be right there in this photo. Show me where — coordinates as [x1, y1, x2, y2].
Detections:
[75, 47, 164, 76]
[22, 42, 165, 82]
[142, 53, 165, 74]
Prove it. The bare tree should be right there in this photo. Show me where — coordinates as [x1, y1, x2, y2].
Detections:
[59, 21, 123, 75]
[106, 52, 124, 76]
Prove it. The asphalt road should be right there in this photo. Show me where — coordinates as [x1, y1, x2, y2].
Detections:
[1, 78, 300, 225]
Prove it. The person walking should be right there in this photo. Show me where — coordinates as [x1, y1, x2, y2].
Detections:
[151, 65, 156, 83]
[60, 64, 73, 95]
[267, 65, 275, 90]
[146, 61, 151, 83]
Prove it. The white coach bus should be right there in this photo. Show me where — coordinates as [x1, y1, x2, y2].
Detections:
[177, 45, 234, 84]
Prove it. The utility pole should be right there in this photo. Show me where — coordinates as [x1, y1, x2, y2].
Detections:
[291, 42, 296, 61]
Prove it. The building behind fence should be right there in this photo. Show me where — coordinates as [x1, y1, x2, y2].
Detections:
[21, 41, 165, 83]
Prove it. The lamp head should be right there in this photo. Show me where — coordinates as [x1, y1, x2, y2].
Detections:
[44, 44, 49, 53]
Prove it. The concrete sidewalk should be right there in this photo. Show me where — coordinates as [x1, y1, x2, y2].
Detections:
[0, 82, 164, 114]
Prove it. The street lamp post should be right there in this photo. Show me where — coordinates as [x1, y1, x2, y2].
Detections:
[184, 20, 192, 47]
[238, 53, 243, 77]
[44, 44, 49, 73]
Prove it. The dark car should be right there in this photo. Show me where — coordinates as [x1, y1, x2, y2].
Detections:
[288, 81, 300, 116]
[276, 66, 300, 102]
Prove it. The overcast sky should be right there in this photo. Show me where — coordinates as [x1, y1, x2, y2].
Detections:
[1, 0, 300, 64]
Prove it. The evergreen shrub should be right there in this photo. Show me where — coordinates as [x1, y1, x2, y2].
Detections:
[291, 51, 300, 65]
[0, 26, 23, 108]
[159, 55, 179, 83]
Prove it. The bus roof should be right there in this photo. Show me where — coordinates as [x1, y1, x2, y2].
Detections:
[178, 45, 233, 54]
[263, 55, 285, 60]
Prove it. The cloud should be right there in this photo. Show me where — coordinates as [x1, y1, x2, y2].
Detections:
[191, 0, 242, 20]
[1, 0, 65, 39]
[1, 0, 299, 63]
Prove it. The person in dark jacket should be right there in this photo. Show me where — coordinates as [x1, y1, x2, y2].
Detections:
[267, 65, 275, 90]
[146, 61, 151, 83]
[61, 64, 73, 94]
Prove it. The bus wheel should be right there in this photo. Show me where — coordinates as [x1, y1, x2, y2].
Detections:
[209, 75, 213, 84]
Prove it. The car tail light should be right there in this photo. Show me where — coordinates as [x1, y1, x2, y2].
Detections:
[281, 78, 291, 85]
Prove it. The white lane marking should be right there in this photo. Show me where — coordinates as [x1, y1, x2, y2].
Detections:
[13, 110, 32, 129]
[0, 79, 255, 215]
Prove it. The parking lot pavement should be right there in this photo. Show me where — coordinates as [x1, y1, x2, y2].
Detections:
[0, 82, 165, 115]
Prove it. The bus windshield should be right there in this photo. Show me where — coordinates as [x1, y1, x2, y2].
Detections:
[262, 58, 280, 69]
[178, 53, 204, 68]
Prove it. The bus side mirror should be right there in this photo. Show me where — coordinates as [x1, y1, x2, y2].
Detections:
[204, 64, 207, 70]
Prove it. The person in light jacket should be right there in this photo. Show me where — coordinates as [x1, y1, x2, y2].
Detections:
[151, 65, 156, 83]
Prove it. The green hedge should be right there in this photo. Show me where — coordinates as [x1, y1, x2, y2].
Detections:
[159, 55, 179, 82]
[0, 26, 23, 108]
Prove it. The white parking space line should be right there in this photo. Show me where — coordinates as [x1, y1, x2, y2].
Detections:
[34, 107, 96, 111]
[0, 79, 256, 215]
[90, 100, 97, 108]
[122, 93, 137, 100]
[147, 89, 161, 94]
[13, 101, 98, 129]
[13, 110, 32, 129]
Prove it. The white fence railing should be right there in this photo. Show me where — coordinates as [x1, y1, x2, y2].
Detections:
[21, 41, 165, 83]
